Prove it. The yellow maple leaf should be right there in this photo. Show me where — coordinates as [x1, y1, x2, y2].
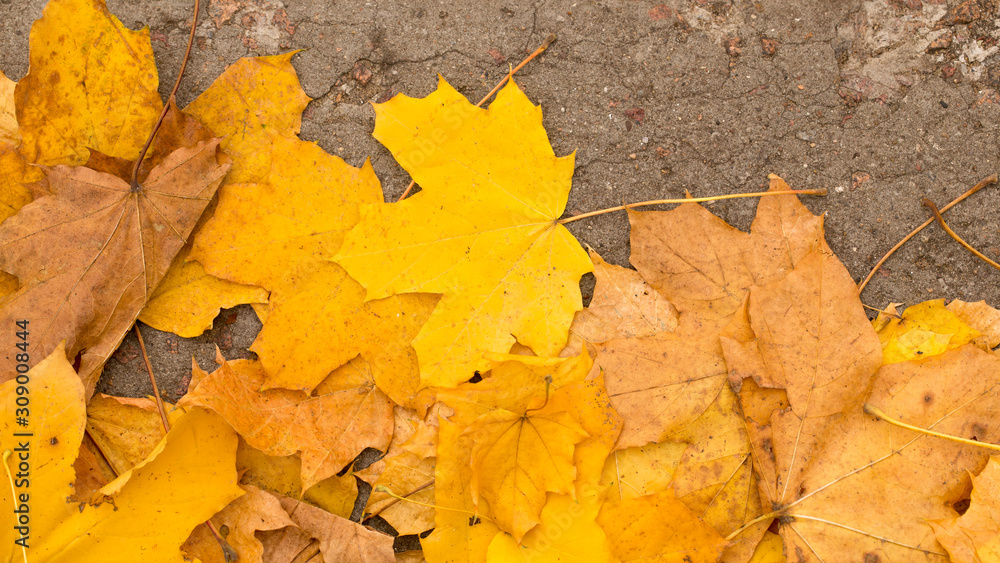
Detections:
[15, 0, 162, 166]
[335, 77, 593, 388]
[0, 345, 243, 562]
[145, 52, 310, 338]
[466, 407, 589, 542]
[874, 299, 980, 364]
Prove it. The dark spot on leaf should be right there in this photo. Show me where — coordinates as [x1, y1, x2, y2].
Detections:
[50, 437, 58, 445]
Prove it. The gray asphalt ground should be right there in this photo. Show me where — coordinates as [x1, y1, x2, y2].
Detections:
[2, 0, 999, 400]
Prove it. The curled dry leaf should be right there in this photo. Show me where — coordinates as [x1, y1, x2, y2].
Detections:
[0, 104, 230, 395]
[280, 497, 395, 563]
[335, 77, 593, 388]
[179, 356, 393, 492]
[182, 485, 294, 563]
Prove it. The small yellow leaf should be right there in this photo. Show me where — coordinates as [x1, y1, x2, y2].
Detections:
[466, 408, 588, 541]
[139, 248, 268, 338]
[15, 0, 162, 165]
[335, 77, 593, 388]
[189, 134, 437, 396]
[875, 299, 980, 364]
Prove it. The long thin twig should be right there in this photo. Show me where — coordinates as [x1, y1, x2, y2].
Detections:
[129, 0, 201, 190]
[923, 198, 1000, 272]
[558, 189, 827, 225]
[134, 324, 171, 435]
[864, 403, 1000, 452]
[395, 34, 556, 202]
[857, 174, 997, 294]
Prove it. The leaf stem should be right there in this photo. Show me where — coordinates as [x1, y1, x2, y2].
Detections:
[3, 451, 28, 563]
[724, 510, 781, 541]
[857, 174, 997, 294]
[525, 375, 553, 414]
[558, 189, 828, 225]
[364, 479, 435, 522]
[371, 484, 494, 523]
[134, 324, 171, 435]
[130, 0, 201, 191]
[922, 198, 1000, 272]
[864, 403, 1000, 451]
[395, 34, 556, 202]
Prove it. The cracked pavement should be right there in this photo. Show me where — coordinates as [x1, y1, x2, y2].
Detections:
[1, 0, 999, 404]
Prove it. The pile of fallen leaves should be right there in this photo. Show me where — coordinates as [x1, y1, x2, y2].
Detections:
[2, 1, 1000, 562]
